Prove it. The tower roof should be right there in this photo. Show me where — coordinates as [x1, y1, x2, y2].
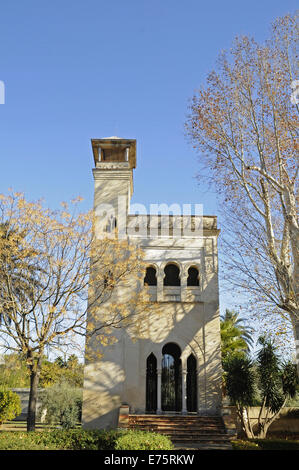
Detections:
[101, 136, 122, 139]
[91, 137, 136, 168]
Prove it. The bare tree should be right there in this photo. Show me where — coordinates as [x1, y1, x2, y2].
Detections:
[185, 13, 299, 367]
[0, 192, 148, 431]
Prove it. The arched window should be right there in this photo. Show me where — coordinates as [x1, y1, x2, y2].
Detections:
[146, 353, 157, 412]
[187, 267, 199, 286]
[186, 354, 197, 412]
[163, 263, 180, 286]
[144, 267, 157, 286]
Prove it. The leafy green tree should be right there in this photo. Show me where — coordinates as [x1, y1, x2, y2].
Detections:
[59, 365, 83, 388]
[220, 309, 253, 363]
[225, 337, 298, 438]
[39, 360, 63, 388]
[51, 354, 83, 387]
[0, 353, 83, 389]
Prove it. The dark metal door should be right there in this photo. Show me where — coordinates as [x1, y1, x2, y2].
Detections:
[162, 354, 182, 411]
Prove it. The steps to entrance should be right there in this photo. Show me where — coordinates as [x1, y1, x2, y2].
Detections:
[128, 415, 232, 450]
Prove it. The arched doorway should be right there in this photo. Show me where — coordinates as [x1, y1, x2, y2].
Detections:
[161, 343, 182, 412]
[186, 354, 197, 412]
[146, 353, 157, 413]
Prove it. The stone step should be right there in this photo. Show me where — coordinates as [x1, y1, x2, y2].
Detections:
[130, 420, 223, 424]
[129, 418, 224, 423]
[128, 414, 230, 447]
[170, 434, 230, 442]
[129, 414, 221, 419]
[129, 422, 225, 429]
[134, 433, 228, 440]
[130, 419, 223, 424]
[129, 417, 225, 427]
[130, 429, 228, 438]
[130, 424, 223, 429]
[130, 423, 225, 429]
[174, 442, 233, 450]
[130, 426, 225, 435]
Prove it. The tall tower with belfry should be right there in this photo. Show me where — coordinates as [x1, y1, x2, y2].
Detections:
[82, 136, 222, 430]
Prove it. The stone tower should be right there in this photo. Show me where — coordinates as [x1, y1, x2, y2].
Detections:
[82, 137, 222, 429]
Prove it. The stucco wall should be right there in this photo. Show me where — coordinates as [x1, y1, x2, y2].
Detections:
[82, 297, 222, 429]
[224, 406, 299, 436]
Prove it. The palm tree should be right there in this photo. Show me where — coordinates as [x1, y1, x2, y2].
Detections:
[220, 309, 254, 363]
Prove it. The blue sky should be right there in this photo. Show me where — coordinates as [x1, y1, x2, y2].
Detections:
[0, 0, 297, 320]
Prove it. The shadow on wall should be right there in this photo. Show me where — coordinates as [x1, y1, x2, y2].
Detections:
[82, 263, 221, 429]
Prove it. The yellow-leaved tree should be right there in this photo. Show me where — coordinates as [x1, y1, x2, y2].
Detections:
[0, 191, 149, 431]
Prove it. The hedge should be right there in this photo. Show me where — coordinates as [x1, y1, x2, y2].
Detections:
[0, 428, 174, 450]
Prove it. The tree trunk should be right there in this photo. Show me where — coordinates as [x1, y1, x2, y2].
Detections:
[291, 316, 299, 377]
[27, 355, 42, 432]
[237, 406, 254, 439]
[256, 427, 267, 439]
[256, 399, 287, 439]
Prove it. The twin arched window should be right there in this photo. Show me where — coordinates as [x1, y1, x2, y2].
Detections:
[144, 264, 199, 287]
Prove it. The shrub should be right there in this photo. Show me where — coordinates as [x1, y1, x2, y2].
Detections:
[0, 389, 22, 424]
[38, 429, 121, 450]
[0, 432, 52, 450]
[114, 429, 174, 450]
[38, 382, 82, 429]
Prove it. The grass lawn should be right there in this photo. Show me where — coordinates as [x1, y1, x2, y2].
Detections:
[1, 420, 61, 431]
[1, 420, 83, 432]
